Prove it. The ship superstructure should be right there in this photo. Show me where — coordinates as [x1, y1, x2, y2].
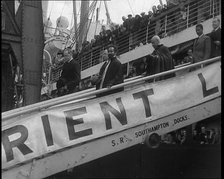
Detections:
[41, 0, 221, 98]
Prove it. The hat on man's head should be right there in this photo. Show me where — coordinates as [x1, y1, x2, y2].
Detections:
[140, 12, 145, 16]
[128, 14, 132, 17]
[148, 10, 153, 15]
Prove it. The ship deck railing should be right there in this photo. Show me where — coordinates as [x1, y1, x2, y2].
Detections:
[3, 56, 220, 121]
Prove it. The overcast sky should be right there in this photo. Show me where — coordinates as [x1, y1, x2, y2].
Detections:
[46, 0, 166, 29]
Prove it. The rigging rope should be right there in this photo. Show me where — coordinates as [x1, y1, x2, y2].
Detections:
[44, 1, 54, 35]
[98, 0, 102, 22]
[64, 0, 86, 49]
[141, 0, 145, 12]
[66, 1, 83, 49]
[66, 2, 82, 49]
[54, 1, 66, 35]
[127, 0, 135, 16]
[70, 0, 98, 48]
[85, 1, 98, 41]
[94, 1, 101, 36]
[104, 0, 112, 25]
[64, 4, 75, 48]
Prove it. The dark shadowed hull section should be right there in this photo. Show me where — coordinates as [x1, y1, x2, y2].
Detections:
[47, 144, 221, 179]
[47, 115, 221, 179]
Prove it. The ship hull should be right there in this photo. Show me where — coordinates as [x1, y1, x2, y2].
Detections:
[2, 97, 221, 179]
[48, 138, 221, 179]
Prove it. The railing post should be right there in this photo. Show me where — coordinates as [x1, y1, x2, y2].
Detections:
[210, 0, 212, 16]
[164, 15, 167, 35]
[48, 67, 52, 84]
[146, 22, 149, 44]
[90, 49, 93, 66]
[81, 57, 83, 71]
[127, 62, 130, 77]
[186, 5, 189, 28]
[129, 33, 133, 51]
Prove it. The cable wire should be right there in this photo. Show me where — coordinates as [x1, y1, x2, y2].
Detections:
[94, 1, 101, 36]
[44, 1, 55, 34]
[54, 1, 66, 35]
[127, 0, 135, 16]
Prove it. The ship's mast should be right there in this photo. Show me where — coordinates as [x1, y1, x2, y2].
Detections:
[73, 0, 78, 40]
[104, 1, 111, 25]
[78, 0, 89, 50]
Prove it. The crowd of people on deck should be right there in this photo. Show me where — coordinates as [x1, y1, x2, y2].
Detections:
[51, 15, 220, 97]
[161, 124, 221, 145]
[41, 0, 221, 99]
[76, 0, 185, 56]
[48, 0, 211, 70]
[78, 0, 219, 57]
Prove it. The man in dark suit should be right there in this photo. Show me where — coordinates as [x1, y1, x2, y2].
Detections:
[56, 47, 81, 96]
[209, 17, 221, 58]
[91, 45, 124, 97]
[193, 24, 211, 63]
[145, 35, 175, 81]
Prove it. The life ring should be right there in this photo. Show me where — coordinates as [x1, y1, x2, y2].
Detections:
[145, 133, 161, 149]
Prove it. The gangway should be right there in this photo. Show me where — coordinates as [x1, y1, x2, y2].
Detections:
[2, 57, 221, 179]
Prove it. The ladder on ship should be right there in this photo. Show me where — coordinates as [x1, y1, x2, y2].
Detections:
[2, 57, 221, 179]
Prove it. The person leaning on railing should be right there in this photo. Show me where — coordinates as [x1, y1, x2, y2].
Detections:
[110, 24, 120, 46]
[117, 24, 129, 54]
[126, 66, 137, 79]
[134, 58, 147, 76]
[157, 4, 163, 14]
[56, 47, 81, 96]
[126, 14, 134, 34]
[183, 49, 194, 64]
[192, 24, 211, 67]
[100, 25, 107, 44]
[140, 12, 148, 29]
[91, 45, 124, 97]
[152, 5, 159, 17]
[52, 50, 64, 68]
[138, 12, 150, 44]
[145, 35, 175, 81]
[121, 16, 128, 32]
[199, 126, 209, 144]
[131, 14, 141, 48]
[147, 10, 154, 23]
[178, 1, 187, 32]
